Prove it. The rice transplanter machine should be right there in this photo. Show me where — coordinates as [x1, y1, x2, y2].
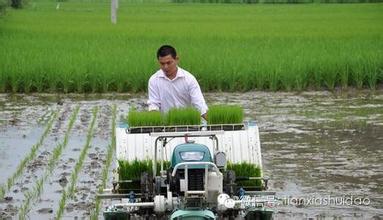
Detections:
[98, 122, 276, 219]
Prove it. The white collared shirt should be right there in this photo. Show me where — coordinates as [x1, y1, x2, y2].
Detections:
[147, 67, 208, 115]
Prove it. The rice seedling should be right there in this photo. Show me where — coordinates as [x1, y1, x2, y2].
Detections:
[227, 162, 262, 187]
[365, 57, 379, 90]
[57, 189, 67, 218]
[351, 62, 366, 89]
[91, 105, 116, 220]
[165, 107, 201, 125]
[127, 107, 202, 127]
[207, 105, 243, 124]
[127, 110, 164, 127]
[118, 160, 172, 180]
[117, 160, 151, 192]
[55, 107, 98, 220]
[339, 63, 350, 90]
[118, 159, 171, 191]
[0, 109, 58, 199]
[322, 70, 337, 91]
[0, 3, 381, 92]
[118, 159, 150, 180]
[18, 106, 79, 220]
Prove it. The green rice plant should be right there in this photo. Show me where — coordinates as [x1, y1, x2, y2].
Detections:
[128, 107, 202, 127]
[165, 107, 201, 125]
[0, 0, 6, 16]
[254, 64, 268, 90]
[280, 72, 295, 91]
[91, 105, 117, 220]
[339, 63, 350, 90]
[118, 159, 171, 180]
[9, 74, 21, 93]
[0, 72, 6, 93]
[365, 57, 379, 90]
[118, 159, 171, 192]
[207, 105, 243, 124]
[56, 107, 98, 220]
[349, 56, 367, 89]
[321, 67, 338, 91]
[227, 162, 262, 187]
[118, 159, 151, 181]
[127, 110, 164, 127]
[58, 189, 67, 218]
[34, 74, 45, 93]
[18, 106, 79, 220]
[294, 68, 309, 91]
[268, 67, 282, 92]
[0, 109, 58, 199]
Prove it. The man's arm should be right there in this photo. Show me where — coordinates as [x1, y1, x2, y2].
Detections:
[147, 77, 161, 111]
[189, 76, 208, 118]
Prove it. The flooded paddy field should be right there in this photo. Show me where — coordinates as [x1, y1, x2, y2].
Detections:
[0, 91, 382, 219]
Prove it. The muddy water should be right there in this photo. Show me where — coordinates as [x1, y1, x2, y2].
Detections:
[0, 91, 382, 219]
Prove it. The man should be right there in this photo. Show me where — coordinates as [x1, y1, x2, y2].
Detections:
[147, 45, 208, 119]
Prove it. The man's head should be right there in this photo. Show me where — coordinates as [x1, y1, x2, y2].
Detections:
[157, 45, 179, 79]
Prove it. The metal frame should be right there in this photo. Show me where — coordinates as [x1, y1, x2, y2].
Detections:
[171, 162, 220, 197]
[151, 131, 224, 177]
[126, 123, 246, 134]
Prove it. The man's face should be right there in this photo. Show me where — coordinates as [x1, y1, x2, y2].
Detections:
[158, 54, 178, 78]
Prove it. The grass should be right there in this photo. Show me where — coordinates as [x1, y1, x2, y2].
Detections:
[227, 162, 262, 187]
[0, 2, 382, 92]
[0, 109, 58, 199]
[91, 105, 117, 220]
[18, 106, 79, 220]
[165, 107, 201, 125]
[207, 105, 243, 124]
[55, 107, 98, 220]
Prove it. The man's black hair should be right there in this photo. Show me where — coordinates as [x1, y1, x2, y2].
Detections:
[157, 45, 177, 59]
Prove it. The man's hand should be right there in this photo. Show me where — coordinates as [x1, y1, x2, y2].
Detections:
[201, 113, 207, 121]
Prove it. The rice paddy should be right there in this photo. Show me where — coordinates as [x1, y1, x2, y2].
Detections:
[18, 106, 80, 220]
[1, 92, 383, 219]
[1, 0, 383, 218]
[0, 110, 58, 199]
[55, 107, 98, 219]
[0, 2, 382, 92]
[92, 104, 117, 220]
[0, 98, 118, 219]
